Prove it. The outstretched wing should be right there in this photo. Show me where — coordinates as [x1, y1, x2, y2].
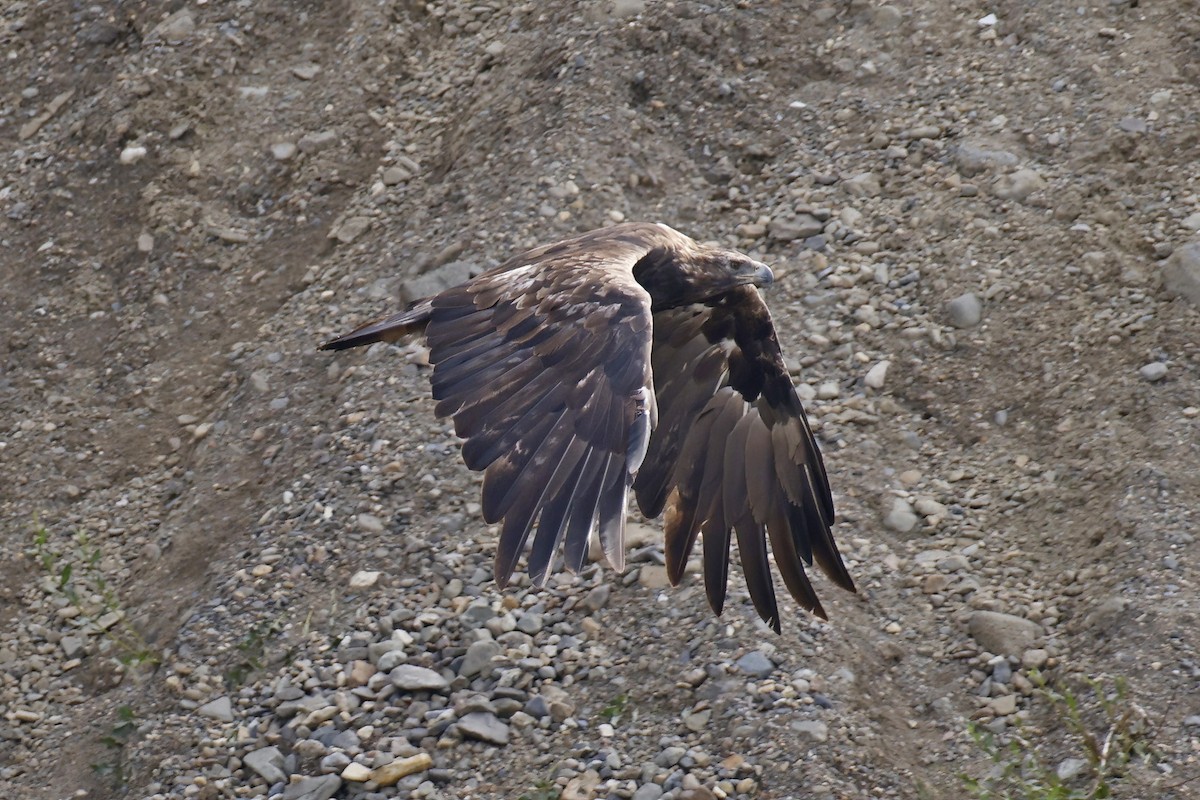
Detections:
[424, 253, 657, 587]
[632, 286, 854, 631]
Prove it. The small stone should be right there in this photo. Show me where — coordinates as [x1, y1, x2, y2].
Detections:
[60, 636, 85, 659]
[282, 774, 341, 800]
[913, 497, 947, 517]
[883, 498, 918, 533]
[1056, 758, 1088, 781]
[332, 216, 371, 244]
[271, 142, 297, 161]
[357, 513, 385, 533]
[137, 232, 154, 252]
[612, 0, 646, 17]
[341, 762, 371, 782]
[946, 292, 983, 328]
[864, 360, 890, 389]
[1139, 362, 1167, 382]
[632, 783, 665, 800]
[992, 168, 1046, 202]
[768, 214, 824, 242]
[843, 172, 881, 197]
[1180, 212, 1200, 231]
[459, 640, 501, 678]
[152, 10, 195, 43]
[1021, 648, 1049, 669]
[1183, 715, 1200, 728]
[969, 611, 1043, 656]
[370, 752, 433, 786]
[291, 63, 322, 80]
[390, 665, 449, 693]
[990, 694, 1017, 716]
[790, 719, 828, 741]
[735, 651, 774, 678]
[955, 142, 1019, 176]
[298, 130, 338, 153]
[583, 584, 611, 611]
[816, 381, 840, 400]
[119, 145, 147, 164]
[457, 711, 510, 745]
[1161, 242, 1200, 308]
[349, 570, 380, 589]
[484, 40, 506, 57]
[197, 696, 233, 723]
[245, 746, 287, 785]
[382, 166, 411, 185]
[872, 5, 903, 29]
[683, 708, 711, 732]
[638, 565, 670, 589]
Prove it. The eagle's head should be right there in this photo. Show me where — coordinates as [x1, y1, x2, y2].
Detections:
[633, 237, 774, 312]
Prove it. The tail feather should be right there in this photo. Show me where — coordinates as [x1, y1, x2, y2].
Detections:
[320, 299, 434, 351]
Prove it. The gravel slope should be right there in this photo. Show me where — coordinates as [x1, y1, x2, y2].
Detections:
[1, 2, 1198, 799]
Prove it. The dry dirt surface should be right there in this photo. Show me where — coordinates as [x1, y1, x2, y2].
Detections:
[2, 1, 1199, 799]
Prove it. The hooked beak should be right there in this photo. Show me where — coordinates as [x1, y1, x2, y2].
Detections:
[737, 260, 774, 289]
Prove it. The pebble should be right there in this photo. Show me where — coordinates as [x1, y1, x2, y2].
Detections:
[456, 711, 510, 745]
[735, 651, 774, 677]
[271, 141, 298, 161]
[245, 746, 287, 784]
[298, 130, 338, 153]
[843, 172, 881, 197]
[968, 611, 1043, 656]
[357, 513, 385, 533]
[341, 762, 371, 782]
[768, 214, 824, 242]
[197, 696, 234, 723]
[883, 497, 918, 533]
[370, 753, 433, 786]
[946, 292, 982, 328]
[791, 719, 828, 741]
[1160, 242, 1200, 308]
[864, 360, 890, 389]
[349, 570, 380, 588]
[119, 144, 147, 164]
[638, 565, 671, 589]
[992, 168, 1046, 202]
[1056, 758, 1087, 781]
[1139, 362, 1167, 382]
[282, 774, 341, 800]
[459, 639, 501, 677]
[390, 665, 450, 693]
[633, 783, 665, 800]
[955, 142, 1018, 176]
[1022, 648, 1049, 669]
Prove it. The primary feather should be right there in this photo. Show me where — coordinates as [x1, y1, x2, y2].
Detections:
[322, 222, 855, 631]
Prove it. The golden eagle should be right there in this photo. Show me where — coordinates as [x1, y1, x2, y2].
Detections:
[322, 222, 854, 630]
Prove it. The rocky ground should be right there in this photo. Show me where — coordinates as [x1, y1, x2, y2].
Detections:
[2, 1, 1200, 799]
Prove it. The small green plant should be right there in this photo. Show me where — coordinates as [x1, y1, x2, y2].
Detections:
[93, 705, 138, 786]
[224, 617, 285, 687]
[598, 692, 630, 723]
[518, 777, 560, 800]
[962, 672, 1154, 800]
[30, 522, 158, 668]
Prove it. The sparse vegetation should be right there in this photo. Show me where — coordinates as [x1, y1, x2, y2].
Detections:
[598, 692, 631, 724]
[962, 673, 1155, 800]
[517, 778, 560, 800]
[93, 704, 139, 787]
[30, 521, 159, 669]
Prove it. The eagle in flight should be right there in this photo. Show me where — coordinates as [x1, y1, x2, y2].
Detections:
[322, 222, 854, 630]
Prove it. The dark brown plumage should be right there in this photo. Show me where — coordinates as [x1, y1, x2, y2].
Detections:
[322, 222, 855, 630]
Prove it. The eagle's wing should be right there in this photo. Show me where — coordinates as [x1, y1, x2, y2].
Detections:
[424, 245, 657, 588]
[632, 286, 855, 631]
